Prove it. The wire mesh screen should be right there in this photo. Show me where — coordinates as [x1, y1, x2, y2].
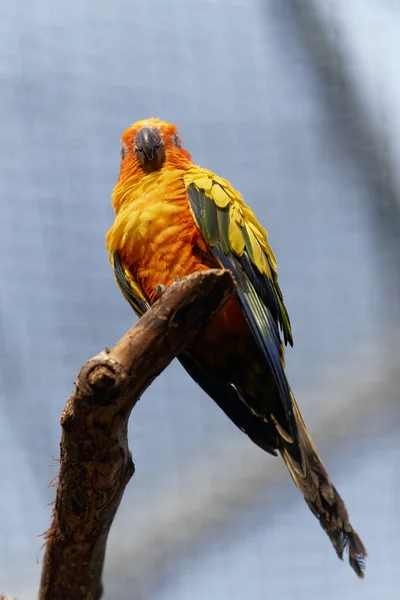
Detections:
[1, 0, 399, 598]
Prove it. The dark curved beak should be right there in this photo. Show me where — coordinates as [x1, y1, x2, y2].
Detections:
[134, 127, 163, 162]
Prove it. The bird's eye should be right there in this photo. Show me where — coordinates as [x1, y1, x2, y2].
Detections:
[121, 143, 128, 160]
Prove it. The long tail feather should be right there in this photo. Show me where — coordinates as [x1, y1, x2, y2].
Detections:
[279, 393, 367, 578]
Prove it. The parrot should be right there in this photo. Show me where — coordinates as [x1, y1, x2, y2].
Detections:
[106, 117, 366, 577]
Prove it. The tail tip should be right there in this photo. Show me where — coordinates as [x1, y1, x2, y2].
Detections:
[336, 529, 367, 578]
[349, 541, 367, 579]
[350, 556, 366, 579]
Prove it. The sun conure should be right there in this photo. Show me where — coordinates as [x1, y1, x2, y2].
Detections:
[106, 118, 366, 576]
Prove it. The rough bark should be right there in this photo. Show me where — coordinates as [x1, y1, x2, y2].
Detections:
[37, 269, 235, 600]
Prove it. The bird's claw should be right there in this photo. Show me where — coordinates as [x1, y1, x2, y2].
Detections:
[155, 284, 167, 297]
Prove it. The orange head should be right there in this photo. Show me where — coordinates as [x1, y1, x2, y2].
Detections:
[118, 118, 192, 182]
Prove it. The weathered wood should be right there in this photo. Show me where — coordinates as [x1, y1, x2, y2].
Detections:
[38, 269, 235, 600]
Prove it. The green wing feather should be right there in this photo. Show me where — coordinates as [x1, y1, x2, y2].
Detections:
[111, 251, 149, 318]
[184, 170, 296, 440]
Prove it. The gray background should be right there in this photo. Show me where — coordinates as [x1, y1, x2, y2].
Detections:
[1, 0, 399, 598]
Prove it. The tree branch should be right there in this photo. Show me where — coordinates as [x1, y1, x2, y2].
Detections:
[37, 269, 235, 600]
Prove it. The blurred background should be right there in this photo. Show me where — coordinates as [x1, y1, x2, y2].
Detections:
[1, 0, 399, 598]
